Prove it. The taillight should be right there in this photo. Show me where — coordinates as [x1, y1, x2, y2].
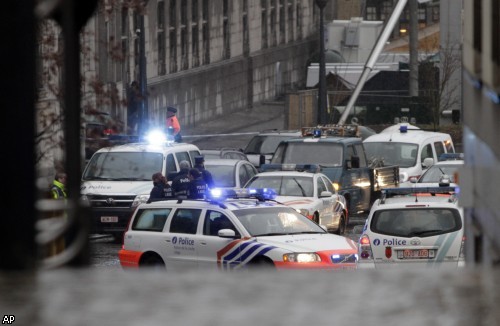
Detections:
[359, 234, 373, 260]
[459, 235, 466, 259]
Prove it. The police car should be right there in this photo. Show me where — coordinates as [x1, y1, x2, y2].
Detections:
[118, 188, 358, 271]
[244, 164, 348, 234]
[358, 186, 465, 269]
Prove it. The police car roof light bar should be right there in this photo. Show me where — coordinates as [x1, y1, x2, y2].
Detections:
[301, 125, 359, 138]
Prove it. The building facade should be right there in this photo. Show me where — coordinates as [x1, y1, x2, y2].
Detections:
[36, 0, 321, 179]
[462, 0, 500, 266]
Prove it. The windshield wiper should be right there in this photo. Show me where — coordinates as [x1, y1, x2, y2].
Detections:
[292, 178, 306, 196]
[253, 232, 285, 237]
[113, 177, 148, 181]
[409, 229, 443, 236]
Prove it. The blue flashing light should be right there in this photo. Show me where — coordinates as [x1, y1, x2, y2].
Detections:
[313, 129, 322, 138]
[399, 125, 408, 133]
[206, 187, 277, 202]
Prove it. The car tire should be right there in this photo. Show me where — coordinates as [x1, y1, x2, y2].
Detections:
[247, 257, 275, 270]
[335, 213, 346, 235]
[140, 254, 165, 270]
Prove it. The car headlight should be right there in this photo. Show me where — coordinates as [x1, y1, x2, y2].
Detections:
[283, 253, 321, 263]
[132, 194, 150, 207]
[80, 195, 90, 207]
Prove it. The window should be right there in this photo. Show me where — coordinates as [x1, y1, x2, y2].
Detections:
[381, 1, 392, 21]
[169, 0, 177, 72]
[121, 7, 129, 82]
[175, 152, 192, 166]
[223, 0, 230, 59]
[296, 2, 302, 40]
[493, 1, 500, 66]
[157, 1, 166, 75]
[287, 0, 294, 42]
[322, 176, 336, 194]
[279, 0, 285, 44]
[366, 6, 377, 20]
[170, 209, 202, 234]
[132, 209, 171, 231]
[243, 0, 249, 55]
[420, 144, 433, 163]
[203, 211, 238, 236]
[202, 0, 210, 64]
[316, 177, 327, 197]
[434, 142, 445, 159]
[166, 154, 176, 175]
[180, 0, 188, 69]
[262, 0, 268, 48]
[270, 0, 277, 46]
[192, 0, 200, 67]
[473, 0, 482, 53]
[354, 144, 367, 167]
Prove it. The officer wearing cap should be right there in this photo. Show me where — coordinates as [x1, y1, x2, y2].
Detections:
[171, 160, 191, 198]
[194, 155, 214, 189]
[166, 106, 182, 142]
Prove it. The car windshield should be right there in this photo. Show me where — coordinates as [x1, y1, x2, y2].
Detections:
[370, 208, 462, 238]
[205, 164, 236, 187]
[246, 176, 314, 197]
[233, 207, 325, 236]
[244, 135, 296, 155]
[272, 142, 344, 166]
[363, 142, 418, 168]
[82, 152, 163, 181]
[418, 164, 462, 183]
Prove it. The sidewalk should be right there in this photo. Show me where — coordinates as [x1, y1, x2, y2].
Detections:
[181, 101, 286, 149]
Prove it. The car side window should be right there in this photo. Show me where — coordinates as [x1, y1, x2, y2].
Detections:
[420, 144, 433, 163]
[166, 154, 176, 174]
[203, 210, 239, 236]
[434, 141, 445, 159]
[322, 176, 335, 194]
[169, 208, 202, 234]
[175, 152, 191, 166]
[316, 177, 327, 197]
[354, 144, 367, 167]
[189, 150, 201, 165]
[132, 208, 171, 231]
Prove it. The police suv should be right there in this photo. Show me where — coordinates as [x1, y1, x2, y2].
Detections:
[358, 186, 465, 269]
[81, 130, 201, 240]
[118, 188, 358, 271]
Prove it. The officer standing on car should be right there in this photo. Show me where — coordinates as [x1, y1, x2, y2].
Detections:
[194, 155, 214, 189]
[188, 168, 207, 199]
[171, 160, 191, 198]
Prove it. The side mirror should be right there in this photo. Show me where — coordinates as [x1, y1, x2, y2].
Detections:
[319, 191, 333, 198]
[350, 156, 360, 169]
[218, 229, 238, 238]
[259, 154, 266, 166]
[422, 157, 434, 168]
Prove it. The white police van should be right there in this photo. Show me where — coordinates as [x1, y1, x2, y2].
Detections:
[363, 123, 455, 185]
[358, 186, 465, 269]
[81, 130, 201, 239]
[119, 188, 358, 271]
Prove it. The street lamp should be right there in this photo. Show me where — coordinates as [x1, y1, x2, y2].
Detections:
[315, 0, 329, 125]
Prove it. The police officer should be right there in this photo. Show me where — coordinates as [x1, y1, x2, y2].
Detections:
[171, 160, 191, 198]
[188, 168, 207, 199]
[148, 172, 169, 203]
[194, 156, 214, 189]
[165, 106, 182, 142]
[51, 171, 67, 199]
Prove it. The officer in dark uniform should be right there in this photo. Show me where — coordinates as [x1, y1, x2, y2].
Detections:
[188, 168, 207, 199]
[171, 160, 191, 198]
[194, 155, 214, 189]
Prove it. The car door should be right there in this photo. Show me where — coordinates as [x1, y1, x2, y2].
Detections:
[196, 210, 242, 270]
[316, 175, 334, 222]
[162, 208, 202, 270]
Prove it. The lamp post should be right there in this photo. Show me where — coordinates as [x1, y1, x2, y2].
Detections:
[315, 0, 329, 125]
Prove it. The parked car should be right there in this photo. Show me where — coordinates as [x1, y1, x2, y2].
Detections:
[201, 148, 249, 161]
[203, 159, 258, 189]
[244, 164, 348, 234]
[358, 186, 465, 269]
[243, 129, 302, 168]
[411, 159, 463, 185]
[118, 188, 358, 271]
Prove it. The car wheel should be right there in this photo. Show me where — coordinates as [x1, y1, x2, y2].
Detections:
[247, 257, 275, 271]
[335, 213, 346, 235]
[140, 254, 165, 270]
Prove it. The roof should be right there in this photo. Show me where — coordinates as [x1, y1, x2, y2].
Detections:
[143, 197, 286, 212]
[204, 158, 249, 166]
[284, 136, 362, 145]
[254, 129, 302, 136]
[95, 142, 199, 153]
[363, 129, 452, 144]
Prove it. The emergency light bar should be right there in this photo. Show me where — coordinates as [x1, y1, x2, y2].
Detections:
[438, 153, 464, 161]
[380, 186, 458, 204]
[260, 163, 321, 173]
[301, 124, 359, 138]
[206, 188, 277, 202]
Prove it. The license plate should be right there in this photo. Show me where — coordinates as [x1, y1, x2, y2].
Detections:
[101, 216, 118, 223]
[397, 249, 435, 259]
